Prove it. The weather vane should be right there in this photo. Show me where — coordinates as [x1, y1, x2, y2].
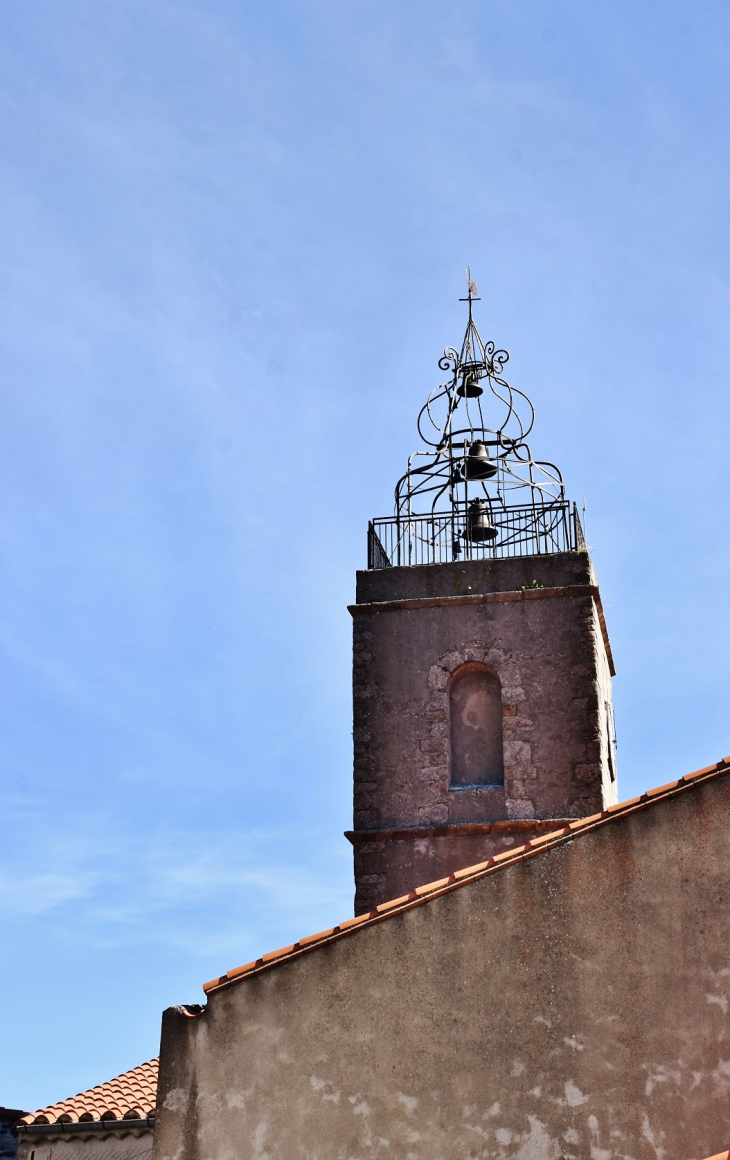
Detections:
[462, 266, 479, 301]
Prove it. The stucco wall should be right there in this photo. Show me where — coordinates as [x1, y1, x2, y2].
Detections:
[18, 1127, 153, 1160]
[154, 774, 730, 1160]
[351, 552, 616, 912]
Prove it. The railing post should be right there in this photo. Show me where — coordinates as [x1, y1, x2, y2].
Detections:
[572, 503, 586, 551]
[369, 503, 582, 569]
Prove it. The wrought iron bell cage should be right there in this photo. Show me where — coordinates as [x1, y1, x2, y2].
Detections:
[367, 272, 585, 569]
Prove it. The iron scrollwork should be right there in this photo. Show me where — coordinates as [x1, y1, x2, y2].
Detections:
[369, 272, 581, 567]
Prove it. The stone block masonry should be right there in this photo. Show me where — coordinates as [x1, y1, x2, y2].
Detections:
[348, 551, 616, 913]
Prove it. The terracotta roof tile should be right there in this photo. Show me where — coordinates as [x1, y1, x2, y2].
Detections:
[644, 780, 681, 798]
[18, 1060, 158, 1126]
[261, 945, 295, 964]
[203, 756, 730, 996]
[376, 893, 411, 911]
[570, 812, 603, 828]
[529, 826, 570, 846]
[299, 928, 336, 946]
[338, 913, 372, 931]
[416, 876, 450, 895]
[607, 796, 641, 812]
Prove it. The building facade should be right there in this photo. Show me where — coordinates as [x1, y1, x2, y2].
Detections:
[155, 761, 730, 1160]
[349, 551, 616, 912]
[16, 1061, 157, 1160]
[349, 284, 616, 911]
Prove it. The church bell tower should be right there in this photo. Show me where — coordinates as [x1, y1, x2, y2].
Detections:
[348, 275, 617, 915]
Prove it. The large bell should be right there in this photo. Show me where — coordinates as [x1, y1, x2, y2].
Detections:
[463, 440, 497, 480]
[464, 499, 498, 543]
[457, 369, 483, 397]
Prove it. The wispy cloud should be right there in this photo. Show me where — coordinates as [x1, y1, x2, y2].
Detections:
[0, 813, 350, 957]
[0, 868, 101, 916]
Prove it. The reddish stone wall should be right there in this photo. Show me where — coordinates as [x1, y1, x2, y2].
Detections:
[350, 552, 615, 913]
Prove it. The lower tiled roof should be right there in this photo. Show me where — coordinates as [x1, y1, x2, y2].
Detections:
[18, 1060, 158, 1126]
[203, 756, 730, 995]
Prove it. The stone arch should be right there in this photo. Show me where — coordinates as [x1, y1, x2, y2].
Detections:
[425, 641, 535, 820]
[427, 640, 524, 702]
[448, 662, 504, 787]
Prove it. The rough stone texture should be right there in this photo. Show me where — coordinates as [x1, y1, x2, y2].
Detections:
[154, 775, 730, 1160]
[351, 552, 616, 913]
[356, 553, 593, 604]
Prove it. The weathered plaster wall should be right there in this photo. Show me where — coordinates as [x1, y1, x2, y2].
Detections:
[351, 552, 616, 912]
[154, 775, 730, 1160]
[18, 1126, 153, 1160]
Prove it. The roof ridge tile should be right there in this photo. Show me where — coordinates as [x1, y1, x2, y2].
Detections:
[201, 758, 730, 996]
[644, 780, 681, 797]
[529, 826, 569, 847]
[375, 894, 411, 912]
[415, 877, 450, 896]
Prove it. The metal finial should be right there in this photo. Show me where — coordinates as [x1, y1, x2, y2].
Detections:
[365, 284, 577, 569]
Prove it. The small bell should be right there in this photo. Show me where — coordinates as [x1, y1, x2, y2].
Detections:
[457, 370, 483, 398]
[464, 499, 498, 543]
[463, 440, 497, 480]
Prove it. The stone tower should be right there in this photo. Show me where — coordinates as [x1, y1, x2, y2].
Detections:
[348, 280, 616, 915]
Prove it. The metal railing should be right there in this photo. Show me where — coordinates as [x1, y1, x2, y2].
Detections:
[368, 501, 584, 569]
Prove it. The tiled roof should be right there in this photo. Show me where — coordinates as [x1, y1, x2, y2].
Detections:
[18, 1060, 158, 1126]
[203, 756, 730, 995]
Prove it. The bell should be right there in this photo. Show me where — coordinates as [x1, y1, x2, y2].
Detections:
[464, 499, 498, 543]
[457, 370, 483, 398]
[463, 440, 497, 480]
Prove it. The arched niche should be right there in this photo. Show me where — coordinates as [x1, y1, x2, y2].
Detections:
[449, 663, 505, 787]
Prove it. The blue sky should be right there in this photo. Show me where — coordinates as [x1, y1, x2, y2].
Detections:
[1, 0, 729, 1112]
